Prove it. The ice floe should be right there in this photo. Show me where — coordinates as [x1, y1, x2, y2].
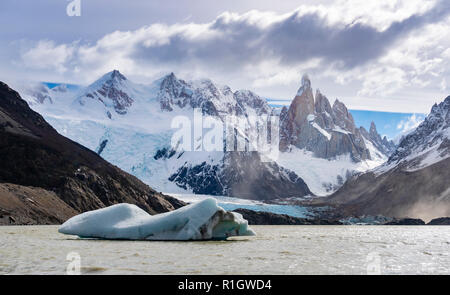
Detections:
[59, 198, 255, 240]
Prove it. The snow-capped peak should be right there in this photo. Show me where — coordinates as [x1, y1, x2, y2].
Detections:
[93, 69, 130, 90]
[75, 69, 135, 116]
[157, 71, 270, 116]
[386, 95, 450, 169]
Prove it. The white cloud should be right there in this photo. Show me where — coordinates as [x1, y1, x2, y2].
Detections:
[397, 113, 426, 133]
[294, 0, 437, 30]
[13, 0, 450, 113]
[21, 40, 75, 73]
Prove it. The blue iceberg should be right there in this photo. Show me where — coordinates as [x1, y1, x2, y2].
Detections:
[58, 198, 255, 240]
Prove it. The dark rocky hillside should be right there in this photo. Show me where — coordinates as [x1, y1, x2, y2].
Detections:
[0, 81, 184, 225]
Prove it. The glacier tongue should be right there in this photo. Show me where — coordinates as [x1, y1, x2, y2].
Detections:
[58, 198, 255, 240]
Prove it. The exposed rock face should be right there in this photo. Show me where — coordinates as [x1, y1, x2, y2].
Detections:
[76, 70, 134, 115]
[322, 95, 450, 220]
[0, 81, 184, 225]
[223, 152, 311, 200]
[280, 75, 371, 162]
[360, 122, 396, 156]
[169, 160, 225, 195]
[389, 96, 450, 165]
[233, 208, 342, 225]
[169, 152, 312, 200]
[96, 139, 108, 155]
[159, 73, 193, 112]
[158, 72, 271, 117]
[427, 217, 450, 225]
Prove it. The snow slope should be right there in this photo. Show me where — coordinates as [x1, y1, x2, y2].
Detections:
[276, 146, 384, 196]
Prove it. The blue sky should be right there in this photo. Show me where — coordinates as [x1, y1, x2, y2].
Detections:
[349, 110, 426, 139]
[0, 0, 449, 131]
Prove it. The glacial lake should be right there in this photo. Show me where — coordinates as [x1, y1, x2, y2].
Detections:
[0, 225, 448, 275]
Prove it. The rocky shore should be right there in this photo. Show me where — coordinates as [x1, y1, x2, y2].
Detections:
[427, 217, 450, 225]
[233, 208, 450, 226]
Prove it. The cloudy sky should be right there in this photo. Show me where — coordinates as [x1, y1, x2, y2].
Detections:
[1, 0, 449, 114]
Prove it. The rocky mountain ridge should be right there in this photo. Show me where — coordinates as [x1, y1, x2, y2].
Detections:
[388, 96, 450, 167]
[158, 72, 272, 118]
[280, 74, 395, 162]
[75, 70, 135, 116]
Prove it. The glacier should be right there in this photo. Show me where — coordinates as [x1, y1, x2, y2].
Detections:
[58, 198, 255, 240]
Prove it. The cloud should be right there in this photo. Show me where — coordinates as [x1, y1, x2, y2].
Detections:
[126, 0, 450, 71]
[441, 78, 447, 91]
[397, 113, 426, 133]
[21, 40, 75, 73]
[20, 0, 450, 76]
[11, 0, 450, 113]
[392, 113, 427, 143]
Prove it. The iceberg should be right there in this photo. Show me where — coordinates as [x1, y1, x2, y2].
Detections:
[58, 198, 255, 240]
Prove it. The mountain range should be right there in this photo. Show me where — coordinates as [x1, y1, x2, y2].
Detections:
[3, 69, 450, 221]
[19, 71, 394, 200]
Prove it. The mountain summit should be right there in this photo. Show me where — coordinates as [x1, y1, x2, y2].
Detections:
[76, 70, 135, 116]
[157, 72, 271, 117]
[280, 74, 393, 162]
